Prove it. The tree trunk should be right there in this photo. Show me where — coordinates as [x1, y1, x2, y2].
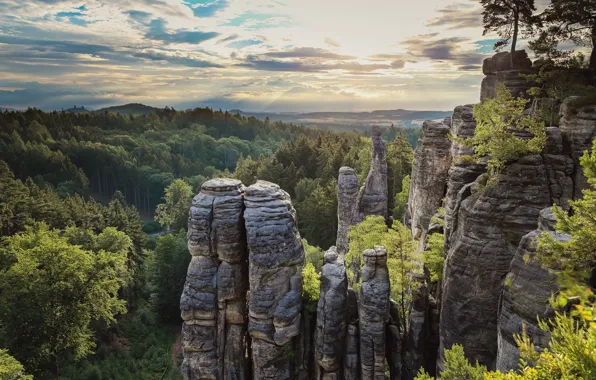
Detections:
[510, 5, 520, 67]
[590, 24, 596, 73]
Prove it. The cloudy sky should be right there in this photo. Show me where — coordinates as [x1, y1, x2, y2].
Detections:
[0, 0, 549, 112]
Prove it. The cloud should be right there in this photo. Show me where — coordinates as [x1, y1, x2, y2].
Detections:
[227, 39, 262, 49]
[264, 47, 356, 60]
[133, 50, 224, 68]
[324, 37, 341, 48]
[217, 34, 239, 44]
[184, 0, 230, 17]
[426, 2, 482, 30]
[0, 35, 114, 55]
[146, 19, 219, 44]
[238, 55, 390, 73]
[401, 34, 486, 70]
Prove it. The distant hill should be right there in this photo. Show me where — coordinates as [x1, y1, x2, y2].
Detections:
[95, 103, 162, 115]
[63, 106, 91, 113]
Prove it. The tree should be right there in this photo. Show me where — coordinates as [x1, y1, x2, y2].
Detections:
[393, 175, 411, 221]
[530, 0, 596, 71]
[480, 0, 537, 57]
[146, 231, 191, 323]
[0, 349, 32, 380]
[154, 179, 193, 230]
[466, 84, 546, 182]
[0, 223, 127, 374]
[302, 262, 321, 312]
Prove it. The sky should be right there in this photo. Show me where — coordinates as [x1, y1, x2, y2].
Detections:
[0, 0, 551, 112]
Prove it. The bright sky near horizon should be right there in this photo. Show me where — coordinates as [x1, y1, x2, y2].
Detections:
[0, 0, 551, 112]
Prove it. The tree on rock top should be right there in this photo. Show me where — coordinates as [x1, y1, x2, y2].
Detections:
[480, 0, 537, 59]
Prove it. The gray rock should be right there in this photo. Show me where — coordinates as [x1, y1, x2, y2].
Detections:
[244, 180, 305, 379]
[439, 129, 574, 368]
[483, 51, 533, 75]
[480, 75, 498, 102]
[336, 127, 389, 256]
[181, 178, 249, 380]
[359, 246, 390, 380]
[496, 207, 569, 371]
[559, 96, 596, 199]
[386, 300, 403, 380]
[480, 51, 535, 101]
[337, 167, 359, 255]
[316, 247, 348, 376]
[408, 121, 451, 244]
[344, 288, 360, 380]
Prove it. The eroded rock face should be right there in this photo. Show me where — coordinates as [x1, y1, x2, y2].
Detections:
[359, 246, 390, 380]
[244, 180, 305, 380]
[337, 167, 359, 255]
[181, 178, 248, 380]
[559, 97, 596, 199]
[480, 50, 535, 101]
[316, 246, 348, 378]
[336, 127, 388, 255]
[408, 121, 452, 244]
[344, 288, 360, 380]
[496, 208, 568, 371]
[439, 129, 573, 369]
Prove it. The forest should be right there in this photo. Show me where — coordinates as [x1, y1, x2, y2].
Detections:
[0, 105, 415, 379]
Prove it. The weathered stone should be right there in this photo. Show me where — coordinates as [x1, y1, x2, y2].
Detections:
[482, 51, 533, 75]
[181, 178, 248, 380]
[337, 167, 359, 255]
[480, 75, 498, 102]
[496, 208, 569, 371]
[316, 247, 348, 376]
[336, 127, 389, 255]
[496, 70, 536, 99]
[559, 96, 596, 199]
[439, 129, 574, 368]
[386, 300, 403, 380]
[359, 246, 390, 380]
[344, 288, 360, 380]
[408, 121, 451, 244]
[480, 51, 535, 101]
[244, 180, 305, 379]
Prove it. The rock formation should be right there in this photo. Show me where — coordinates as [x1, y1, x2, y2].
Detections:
[559, 97, 596, 199]
[344, 288, 360, 380]
[181, 178, 249, 380]
[315, 246, 348, 379]
[336, 126, 388, 255]
[359, 246, 390, 380]
[244, 181, 305, 380]
[408, 120, 451, 244]
[439, 128, 573, 368]
[496, 207, 568, 371]
[480, 50, 534, 101]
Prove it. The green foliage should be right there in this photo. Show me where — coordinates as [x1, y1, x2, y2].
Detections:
[303, 239, 325, 272]
[393, 175, 411, 220]
[302, 262, 321, 312]
[346, 216, 421, 330]
[0, 223, 127, 374]
[467, 85, 546, 181]
[0, 349, 33, 380]
[155, 179, 193, 230]
[424, 233, 444, 283]
[416, 345, 486, 380]
[480, 0, 536, 53]
[146, 232, 191, 323]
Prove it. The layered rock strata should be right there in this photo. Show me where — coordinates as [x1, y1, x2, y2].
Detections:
[408, 120, 451, 244]
[315, 246, 348, 379]
[496, 207, 568, 371]
[344, 288, 360, 380]
[336, 126, 388, 255]
[559, 97, 596, 199]
[359, 246, 390, 380]
[244, 181, 305, 380]
[439, 129, 573, 368]
[480, 50, 534, 101]
[181, 178, 248, 380]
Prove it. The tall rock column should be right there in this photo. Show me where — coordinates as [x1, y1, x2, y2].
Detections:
[408, 120, 451, 244]
[496, 207, 569, 371]
[244, 181, 305, 380]
[181, 178, 248, 380]
[480, 50, 533, 101]
[315, 246, 348, 379]
[337, 167, 359, 255]
[359, 246, 390, 380]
